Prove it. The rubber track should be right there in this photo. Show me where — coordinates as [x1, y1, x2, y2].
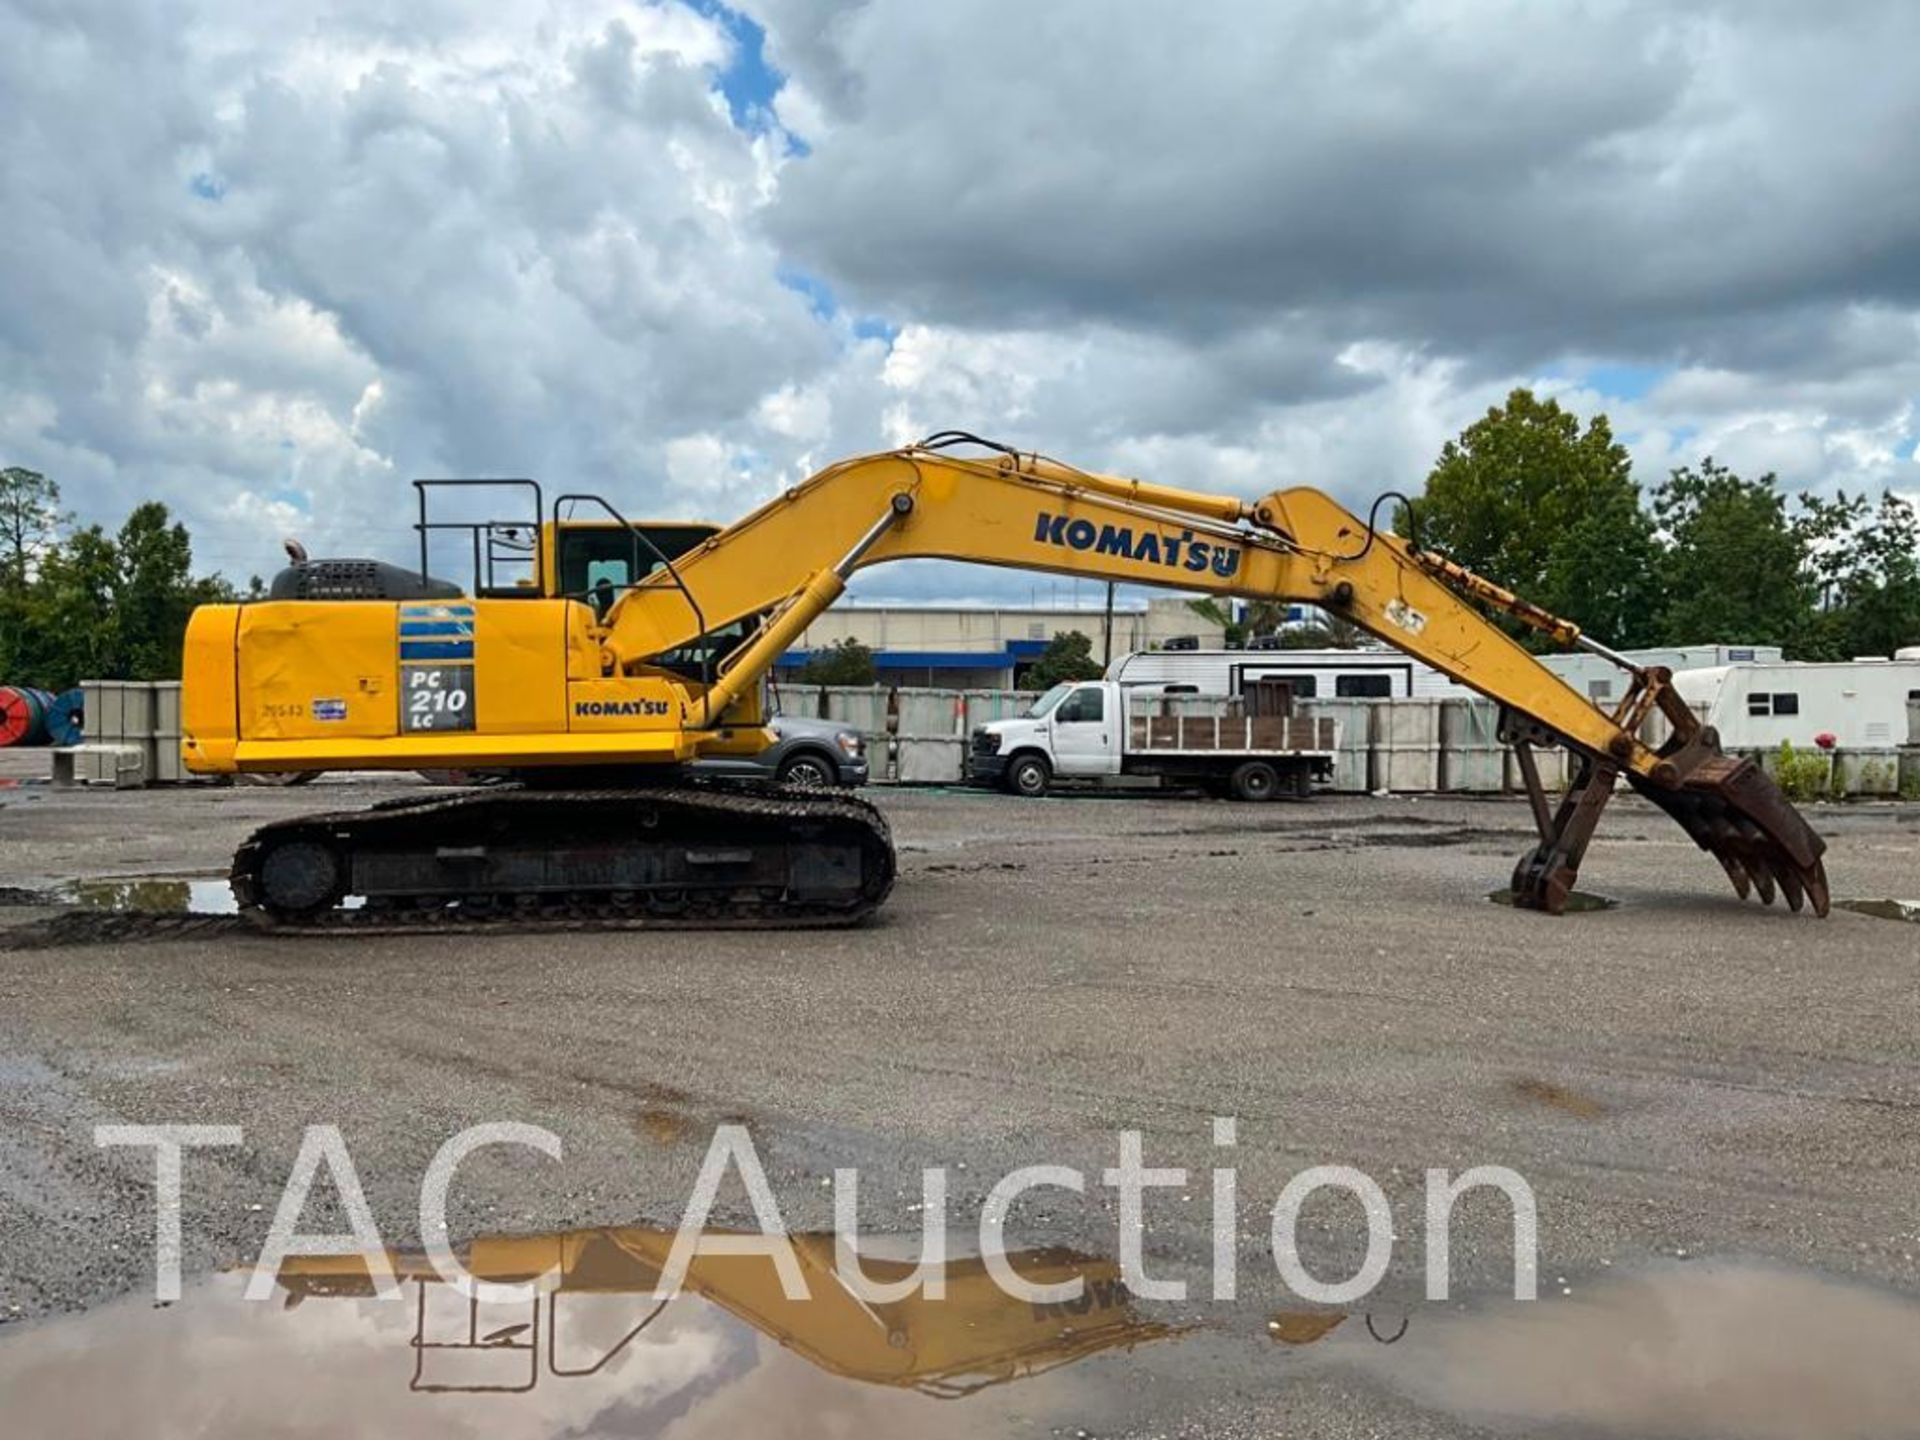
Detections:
[229, 782, 896, 935]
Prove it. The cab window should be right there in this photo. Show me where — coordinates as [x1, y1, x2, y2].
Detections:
[555, 523, 715, 599]
[1023, 683, 1072, 719]
[586, 558, 631, 589]
[1056, 687, 1105, 723]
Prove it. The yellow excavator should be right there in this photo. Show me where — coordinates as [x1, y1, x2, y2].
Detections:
[180, 432, 1828, 928]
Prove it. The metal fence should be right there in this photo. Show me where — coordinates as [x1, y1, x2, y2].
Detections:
[789, 684, 1920, 796]
[31, 680, 1920, 796]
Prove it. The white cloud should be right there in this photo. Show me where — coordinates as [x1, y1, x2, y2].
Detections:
[1, 0, 1916, 605]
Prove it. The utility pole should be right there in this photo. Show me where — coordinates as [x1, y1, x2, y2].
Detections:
[1102, 581, 1116, 666]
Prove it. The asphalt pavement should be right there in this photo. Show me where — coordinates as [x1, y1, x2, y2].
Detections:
[1, 776, 1915, 1435]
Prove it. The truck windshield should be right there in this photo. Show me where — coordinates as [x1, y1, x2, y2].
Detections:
[1022, 683, 1073, 718]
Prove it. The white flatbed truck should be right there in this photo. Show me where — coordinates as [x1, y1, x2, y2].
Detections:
[967, 679, 1337, 800]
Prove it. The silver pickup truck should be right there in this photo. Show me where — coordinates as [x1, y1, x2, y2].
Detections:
[693, 713, 869, 788]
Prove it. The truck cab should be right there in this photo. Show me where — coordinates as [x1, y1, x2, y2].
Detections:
[969, 679, 1336, 801]
[969, 681, 1122, 793]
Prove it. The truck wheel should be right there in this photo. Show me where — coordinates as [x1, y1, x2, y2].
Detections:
[777, 752, 837, 787]
[1228, 760, 1279, 802]
[1007, 754, 1051, 798]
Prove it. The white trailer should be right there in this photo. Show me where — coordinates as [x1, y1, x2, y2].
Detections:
[1671, 658, 1920, 751]
[1106, 648, 1470, 701]
[967, 679, 1337, 800]
[1539, 644, 1785, 706]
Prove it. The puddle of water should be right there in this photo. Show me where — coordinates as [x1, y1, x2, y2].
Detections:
[1487, 888, 1617, 912]
[2, 1228, 1917, 1439]
[55, 877, 237, 915]
[0, 1228, 1168, 1438]
[53, 877, 366, 916]
[1835, 898, 1920, 923]
[1354, 1261, 1920, 1440]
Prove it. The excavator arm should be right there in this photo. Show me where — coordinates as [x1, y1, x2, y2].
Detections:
[598, 434, 1828, 916]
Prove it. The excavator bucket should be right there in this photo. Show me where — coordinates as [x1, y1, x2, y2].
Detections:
[1626, 752, 1831, 916]
[1504, 674, 1829, 917]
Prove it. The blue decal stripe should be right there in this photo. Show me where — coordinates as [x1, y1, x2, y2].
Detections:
[400, 643, 476, 661]
[398, 621, 475, 637]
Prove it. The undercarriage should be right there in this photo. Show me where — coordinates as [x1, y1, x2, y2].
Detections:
[229, 782, 896, 932]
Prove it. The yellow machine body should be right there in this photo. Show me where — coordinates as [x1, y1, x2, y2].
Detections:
[182, 517, 772, 775]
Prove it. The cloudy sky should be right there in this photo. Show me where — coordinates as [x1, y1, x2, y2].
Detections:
[3, 0, 1916, 602]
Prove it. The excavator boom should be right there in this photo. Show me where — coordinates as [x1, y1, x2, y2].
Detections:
[181, 433, 1828, 923]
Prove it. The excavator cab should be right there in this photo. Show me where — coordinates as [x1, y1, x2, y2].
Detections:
[392, 477, 718, 605]
[401, 482, 744, 674]
[259, 480, 722, 612]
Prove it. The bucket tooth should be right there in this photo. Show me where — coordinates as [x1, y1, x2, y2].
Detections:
[1714, 852, 1752, 901]
[1773, 860, 1806, 914]
[1804, 858, 1832, 918]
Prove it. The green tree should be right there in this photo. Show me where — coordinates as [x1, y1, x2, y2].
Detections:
[797, 636, 878, 686]
[1023, 630, 1105, 689]
[23, 526, 123, 686]
[0, 468, 67, 678]
[1792, 490, 1920, 660]
[0, 465, 64, 593]
[112, 502, 203, 680]
[0, 481, 243, 689]
[1650, 460, 1811, 647]
[1413, 388, 1659, 647]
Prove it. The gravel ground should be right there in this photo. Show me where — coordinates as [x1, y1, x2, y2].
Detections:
[0, 775, 1916, 1435]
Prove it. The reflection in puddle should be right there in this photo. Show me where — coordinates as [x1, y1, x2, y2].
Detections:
[1266, 1310, 1349, 1346]
[1835, 897, 1920, 923]
[1487, 889, 1617, 912]
[2, 1230, 1918, 1439]
[1356, 1261, 1920, 1440]
[56, 877, 237, 914]
[277, 1228, 1178, 1399]
[53, 877, 363, 915]
[0, 1228, 1187, 1438]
